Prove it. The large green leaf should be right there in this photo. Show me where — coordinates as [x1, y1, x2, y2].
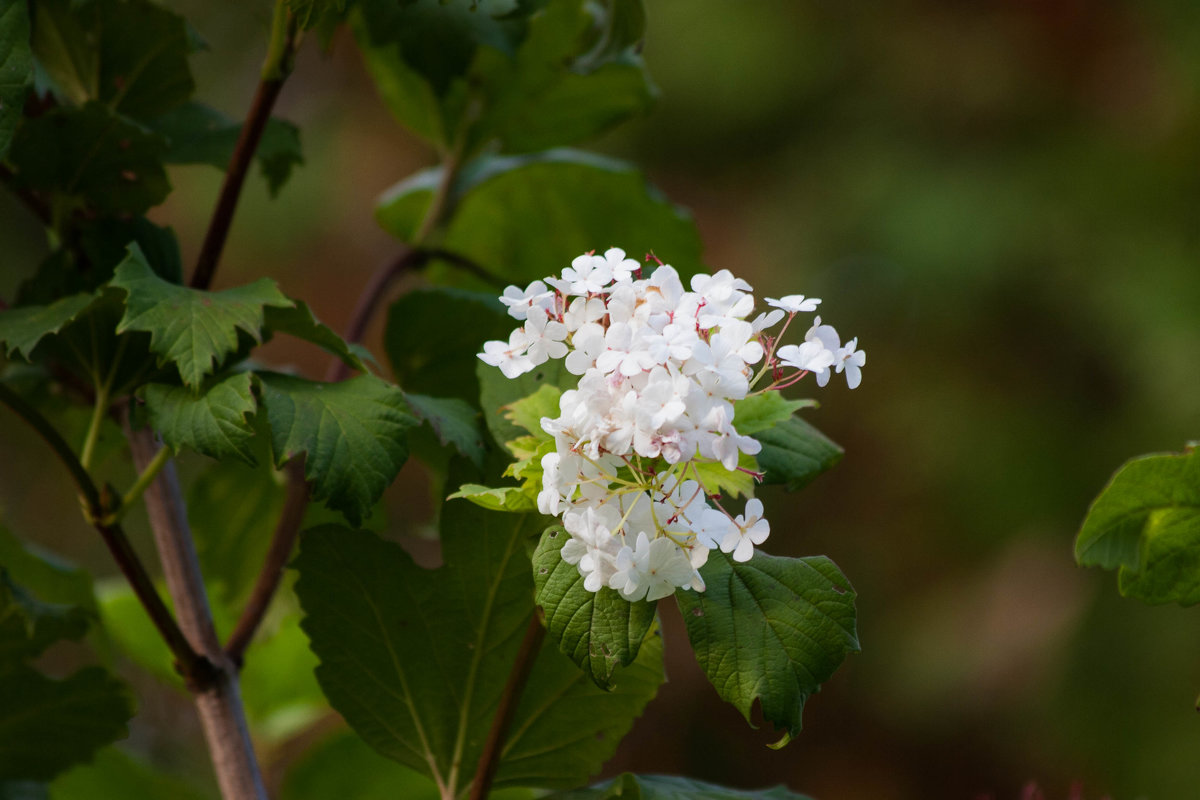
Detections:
[676, 552, 859, 747]
[111, 246, 292, 388]
[405, 393, 487, 468]
[532, 526, 656, 689]
[545, 774, 815, 800]
[32, 0, 194, 120]
[470, 0, 654, 154]
[148, 102, 303, 197]
[1075, 448, 1200, 605]
[139, 372, 258, 464]
[385, 287, 511, 403]
[0, 0, 32, 160]
[264, 300, 367, 373]
[294, 504, 543, 797]
[478, 358, 574, 448]
[0, 572, 89, 668]
[258, 373, 417, 526]
[0, 665, 133, 782]
[753, 416, 843, 492]
[494, 622, 663, 791]
[8, 103, 170, 216]
[732, 393, 815, 437]
[0, 528, 95, 616]
[433, 151, 704, 285]
[0, 294, 99, 361]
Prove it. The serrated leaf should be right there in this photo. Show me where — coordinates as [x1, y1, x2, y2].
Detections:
[0, 293, 99, 360]
[264, 300, 366, 373]
[478, 357, 575, 448]
[692, 453, 759, 500]
[139, 372, 258, 464]
[448, 483, 537, 512]
[0, 0, 33, 160]
[148, 102, 303, 196]
[111, 245, 292, 388]
[1075, 448, 1200, 606]
[32, 0, 194, 120]
[0, 665, 133, 782]
[754, 416, 842, 492]
[385, 287, 511, 402]
[503, 383, 560, 438]
[532, 526, 656, 689]
[732, 393, 814, 437]
[545, 773, 816, 800]
[7, 103, 169, 216]
[405, 393, 487, 467]
[494, 621, 663, 791]
[257, 373, 417, 526]
[430, 150, 704, 286]
[676, 551, 859, 746]
[294, 504, 544, 796]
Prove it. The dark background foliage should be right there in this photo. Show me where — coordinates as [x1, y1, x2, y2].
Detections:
[1, 1, 1198, 798]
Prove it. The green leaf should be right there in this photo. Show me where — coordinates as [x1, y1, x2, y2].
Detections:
[478, 357, 575, 448]
[294, 505, 544, 796]
[31, 0, 194, 120]
[405, 393, 487, 467]
[732, 393, 815, 437]
[7, 103, 169, 216]
[676, 552, 859, 746]
[0, 293, 99, 361]
[384, 287, 511, 402]
[288, 0, 348, 31]
[0, 527, 95, 615]
[50, 746, 211, 800]
[470, 0, 655, 153]
[111, 245, 292, 388]
[238, 610, 325, 734]
[148, 102, 303, 197]
[432, 150, 704, 286]
[692, 453, 759, 500]
[258, 373, 417, 526]
[0, 0, 33, 160]
[1075, 448, 1200, 605]
[531, 526, 656, 689]
[754, 416, 843, 492]
[0, 572, 89, 668]
[0, 665, 133, 782]
[494, 622, 663, 791]
[187, 454, 286, 613]
[263, 300, 367, 373]
[545, 773, 816, 800]
[503, 383, 561, 438]
[448, 482, 537, 512]
[139, 372, 258, 464]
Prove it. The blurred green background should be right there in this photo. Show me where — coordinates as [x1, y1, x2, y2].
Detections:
[2, 1, 1198, 798]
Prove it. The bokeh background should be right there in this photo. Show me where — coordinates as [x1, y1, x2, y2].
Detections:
[2, 1, 1199, 798]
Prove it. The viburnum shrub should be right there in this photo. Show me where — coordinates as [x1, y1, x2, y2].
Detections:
[0, 1, 861, 799]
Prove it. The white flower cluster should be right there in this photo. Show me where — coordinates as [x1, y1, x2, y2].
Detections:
[478, 248, 864, 602]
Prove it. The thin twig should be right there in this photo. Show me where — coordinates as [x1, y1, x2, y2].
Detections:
[0, 382, 208, 683]
[189, 8, 298, 290]
[468, 615, 546, 800]
[224, 459, 309, 665]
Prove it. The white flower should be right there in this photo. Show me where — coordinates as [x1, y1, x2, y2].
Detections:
[477, 331, 535, 378]
[609, 532, 694, 602]
[722, 498, 770, 562]
[499, 280, 555, 320]
[834, 337, 866, 389]
[765, 295, 821, 314]
[561, 253, 614, 295]
[602, 247, 640, 283]
[522, 311, 568, 364]
[776, 341, 835, 374]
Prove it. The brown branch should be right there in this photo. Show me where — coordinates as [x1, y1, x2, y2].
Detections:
[189, 13, 298, 290]
[0, 383, 208, 683]
[223, 459, 309, 665]
[468, 615, 546, 800]
[127, 425, 268, 799]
